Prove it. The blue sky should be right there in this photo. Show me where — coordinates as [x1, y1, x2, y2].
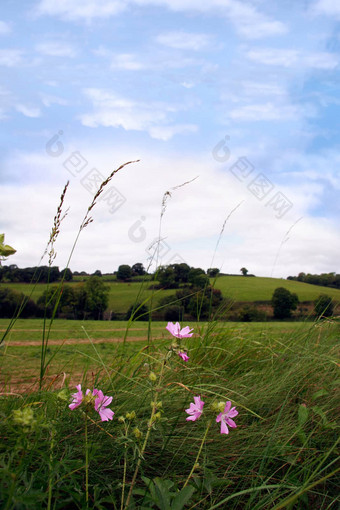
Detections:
[0, 0, 339, 277]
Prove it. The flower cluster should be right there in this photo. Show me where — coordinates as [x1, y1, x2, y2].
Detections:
[166, 322, 193, 362]
[69, 384, 114, 422]
[185, 396, 238, 435]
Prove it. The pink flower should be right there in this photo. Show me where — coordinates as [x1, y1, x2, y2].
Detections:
[166, 322, 194, 339]
[93, 389, 115, 422]
[69, 384, 84, 410]
[185, 396, 204, 421]
[216, 401, 238, 434]
[178, 351, 189, 362]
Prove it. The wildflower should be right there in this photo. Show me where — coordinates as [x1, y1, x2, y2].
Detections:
[185, 396, 204, 421]
[149, 371, 157, 382]
[69, 384, 85, 410]
[93, 389, 115, 422]
[166, 322, 194, 339]
[216, 401, 238, 434]
[178, 351, 189, 362]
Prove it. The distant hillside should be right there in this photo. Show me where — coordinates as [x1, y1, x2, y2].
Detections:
[213, 276, 340, 302]
[2, 276, 340, 315]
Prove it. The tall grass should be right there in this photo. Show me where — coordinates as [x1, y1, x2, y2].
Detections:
[0, 318, 339, 508]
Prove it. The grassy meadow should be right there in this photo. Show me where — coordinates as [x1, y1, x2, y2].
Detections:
[0, 316, 339, 509]
[2, 275, 340, 314]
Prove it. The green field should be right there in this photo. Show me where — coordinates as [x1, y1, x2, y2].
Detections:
[1, 276, 340, 315]
[213, 275, 340, 302]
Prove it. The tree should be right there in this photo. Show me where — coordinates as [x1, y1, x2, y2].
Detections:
[271, 287, 299, 319]
[0, 287, 38, 318]
[188, 268, 209, 288]
[240, 267, 248, 276]
[61, 268, 73, 281]
[117, 264, 132, 281]
[92, 269, 102, 277]
[207, 268, 220, 277]
[125, 302, 149, 321]
[83, 276, 109, 320]
[314, 294, 334, 318]
[132, 263, 146, 276]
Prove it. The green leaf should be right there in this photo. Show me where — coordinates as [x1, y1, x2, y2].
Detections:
[311, 389, 328, 401]
[312, 406, 329, 425]
[298, 405, 309, 427]
[171, 486, 196, 510]
[0, 244, 16, 257]
[153, 478, 172, 510]
[0, 234, 4, 244]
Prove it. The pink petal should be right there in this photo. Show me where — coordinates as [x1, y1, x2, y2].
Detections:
[228, 407, 238, 418]
[69, 401, 81, 410]
[224, 401, 232, 414]
[220, 420, 229, 434]
[226, 418, 237, 429]
[99, 408, 114, 422]
[194, 396, 204, 408]
[102, 395, 113, 407]
[216, 412, 222, 423]
[186, 415, 198, 421]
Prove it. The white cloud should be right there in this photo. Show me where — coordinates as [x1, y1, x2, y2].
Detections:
[312, 0, 340, 17]
[230, 102, 300, 121]
[80, 88, 196, 140]
[36, 0, 125, 21]
[36, 0, 287, 39]
[1, 145, 339, 277]
[0, 20, 11, 35]
[148, 123, 198, 141]
[156, 31, 211, 50]
[41, 94, 68, 107]
[15, 104, 42, 118]
[110, 53, 144, 70]
[246, 48, 339, 69]
[0, 49, 24, 67]
[36, 41, 78, 57]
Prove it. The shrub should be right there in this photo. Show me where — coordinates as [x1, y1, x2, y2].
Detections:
[271, 287, 299, 319]
[238, 305, 267, 322]
[314, 294, 334, 318]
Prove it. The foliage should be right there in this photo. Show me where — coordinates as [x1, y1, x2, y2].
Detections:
[272, 287, 299, 319]
[117, 264, 133, 281]
[0, 320, 339, 509]
[287, 271, 340, 289]
[60, 267, 73, 281]
[240, 267, 248, 276]
[125, 302, 149, 321]
[207, 268, 220, 277]
[314, 294, 334, 318]
[238, 305, 267, 322]
[0, 233, 16, 265]
[132, 262, 146, 276]
[0, 287, 39, 318]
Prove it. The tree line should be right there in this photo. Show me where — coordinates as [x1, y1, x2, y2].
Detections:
[287, 272, 340, 289]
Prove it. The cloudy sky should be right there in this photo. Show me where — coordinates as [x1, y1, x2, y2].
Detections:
[1, 0, 339, 277]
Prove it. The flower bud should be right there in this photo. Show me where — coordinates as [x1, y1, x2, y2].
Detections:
[149, 372, 157, 382]
[133, 427, 143, 439]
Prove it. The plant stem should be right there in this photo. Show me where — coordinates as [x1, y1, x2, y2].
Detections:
[47, 428, 55, 510]
[85, 412, 89, 508]
[124, 360, 166, 509]
[121, 423, 129, 510]
[183, 420, 212, 488]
